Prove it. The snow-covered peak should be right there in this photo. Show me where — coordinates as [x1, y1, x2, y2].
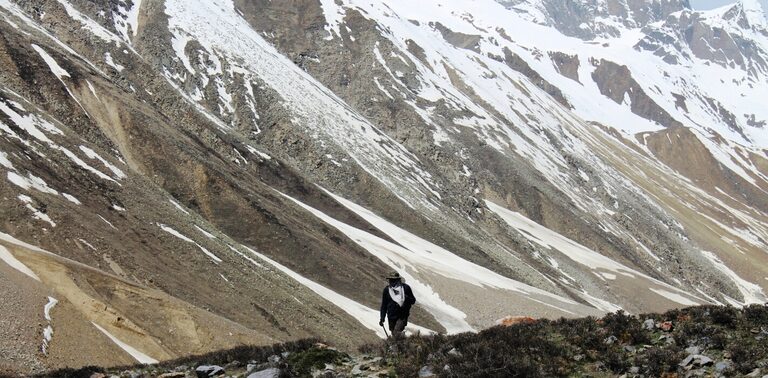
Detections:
[740, 0, 767, 27]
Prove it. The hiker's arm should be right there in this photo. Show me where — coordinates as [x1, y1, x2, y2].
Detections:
[405, 285, 416, 306]
[379, 288, 388, 323]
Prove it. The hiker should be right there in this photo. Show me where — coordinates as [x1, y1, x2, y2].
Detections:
[379, 271, 416, 338]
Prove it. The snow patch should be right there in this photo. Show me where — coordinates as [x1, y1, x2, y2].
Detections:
[0, 151, 14, 169]
[157, 223, 221, 263]
[18, 194, 56, 227]
[104, 52, 125, 72]
[239, 242, 433, 338]
[701, 250, 767, 305]
[0, 244, 40, 281]
[91, 322, 158, 364]
[649, 288, 700, 306]
[7, 171, 58, 195]
[31, 44, 70, 79]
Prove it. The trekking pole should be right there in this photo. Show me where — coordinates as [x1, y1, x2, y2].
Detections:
[381, 324, 390, 338]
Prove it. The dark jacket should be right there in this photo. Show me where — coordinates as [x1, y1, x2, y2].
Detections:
[380, 283, 416, 322]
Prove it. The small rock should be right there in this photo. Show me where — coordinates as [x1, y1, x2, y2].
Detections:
[696, 355, 713, 366]
[267, 355, 281, 364]
[195, 365, 225, 378]
[447, 348, 461, 357]
[629, 366, 640, 374]
[173, 365, 189, 373]
[247, 367, 280, 378]
[746, 368, 761, 377]
[89, 373, 106, 378]
[604, 335, 618, 345]
[158, 373, 185, 378]
[246, 363, 258, 373]
[685, 346, 700, 355]
[642, 319, 655, 330]
[624, 345, 636, 353]
[281, 352, 291, 359]
[680, 355, 695, 367]
[660, 321, 674, 332]
[715, 361, 732, 372]
[418, 366, 435, 377]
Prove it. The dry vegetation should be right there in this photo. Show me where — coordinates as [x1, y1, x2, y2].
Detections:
[27, 304, 768, 378]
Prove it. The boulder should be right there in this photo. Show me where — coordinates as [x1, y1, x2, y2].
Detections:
[418, 366, 435, 377]
[715, 360, 732, 372]
[195, 365, 225, 378]
[642, 319, 655, 330]
[246, 368, 280, 378]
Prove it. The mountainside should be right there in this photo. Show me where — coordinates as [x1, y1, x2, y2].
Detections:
[0, 0, 766, 374]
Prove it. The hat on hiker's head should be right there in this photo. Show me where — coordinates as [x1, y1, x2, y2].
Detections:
[386, 271, 402, 280]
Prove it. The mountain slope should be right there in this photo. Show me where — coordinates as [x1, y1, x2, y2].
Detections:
[0, 0, 766, 374]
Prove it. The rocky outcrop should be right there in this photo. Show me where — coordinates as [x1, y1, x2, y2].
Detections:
[591, 58, 682, 128]
[549, 51, 580, 83]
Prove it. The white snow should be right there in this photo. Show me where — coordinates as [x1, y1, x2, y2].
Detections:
[98, 215, 118, 230]
[104, 52, 125, 72]
[279, 189, 600, 332]
[18, 194, 56, 227]
[79, 145, 126, 179]
[194, 225, 216, 239]
[486, 200, 705, 307]
[246, 146, 271, 160]
[169, 199, 190, 215]
[63, 193, 81, 205]
[164, 0, 444, 212]
[78, 238, 97, 251]
[63, 147, 121, 183]
[0, 150, 14, 169]
[157, 223, 222, 263]
[700, 250, 767, 305]
[0, 96, 63, 145]
[486, 201, 631, 274]
[114, 0, 142, 41]
[31, 44, 70, 79]
[648, 288, 700, 306]
[0, 244, 40, 281]
[42, 325, 54, 354]
[238, 242, 433, 338]
[7, 171, 59, 195]
[86, 80, 99, 99]
[91, 322, 158, 364]
[55, 0, 122, 43]
[44, 296, 58, 321]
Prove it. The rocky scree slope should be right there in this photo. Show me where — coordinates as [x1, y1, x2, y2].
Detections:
[0, 0, 767, 374]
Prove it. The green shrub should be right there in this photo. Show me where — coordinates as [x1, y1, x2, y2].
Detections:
[287, 346, 349, 376]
